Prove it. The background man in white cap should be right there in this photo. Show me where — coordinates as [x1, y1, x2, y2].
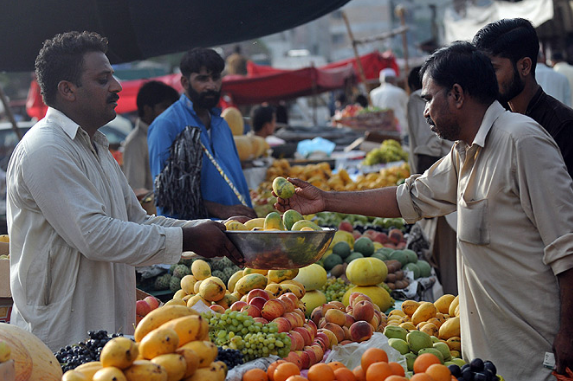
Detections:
[369, 67, 409, 137]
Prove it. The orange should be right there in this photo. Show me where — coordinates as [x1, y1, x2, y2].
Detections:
[360, 348, 389, 372]
[413, 353, 441, 374]
[352, 366, 366, 381]
[410, 374, 434, 381]
[268, 360, 287, 381]
[334, 367, 356, 381]
[384, 377, 409, 381]
[308, 363, 336, 381]
[274, 362, 300, 381]
[286, 377, 308, 381]
[365, 361, 393, 381]
[425, 364, 451, 381]
[327, 362, 346, 371]
[243, 368, 269, 381]
[388, 362, 405, 376]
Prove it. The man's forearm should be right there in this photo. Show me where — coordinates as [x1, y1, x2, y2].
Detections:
[558, 267, 573, 330]
[204, 200, 224, 219]
[323, 186, 402, 218]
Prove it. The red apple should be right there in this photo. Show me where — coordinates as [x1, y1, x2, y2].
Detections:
[283, 292, 299, 305]
[284, 312, 299, 328]
[315, 331, 330, 349]
[303, 347, 317, 367]
[241, 304, 261, 318]
[261, 299, 285, 321]
[305, 319, 318, 337]
[279, 294, 296, 313]
[374, 232, 389, 244]
[338, 220, 353, 232]
[273, 317, 292, 333]
[288, 330, 305, 351]
[296, 350, 311, 369]
[143, 296, 160, 310]
[249, 296, 268, 311]
[136, 300, 152, 316]
[304, 344, 324, 363]
[253, 317, 269, 324]
[247, 289, 270, 304]
[293, 326, 313, 346]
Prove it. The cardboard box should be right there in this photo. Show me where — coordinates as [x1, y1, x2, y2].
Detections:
[0, 257, 10, 298]
[0, 298, 13, 323]
[0, 359, 16, 381]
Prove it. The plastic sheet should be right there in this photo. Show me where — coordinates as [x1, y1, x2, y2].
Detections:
[226, 356, 281, 381]
[323, 332, 406, 371]
[297, 137, 336, 158]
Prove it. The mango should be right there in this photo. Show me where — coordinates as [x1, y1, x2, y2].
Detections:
[234, 273, 268, 295]
[291, 220, 321, 231]
[418, 347, 444, 363]
[268, 269, 299, 283]
[93, 367, 127, 381]
[406, 330, 433, 354]
[433, 342, 452, 361]
[388, 338, 410, 355]
[244, 217, 265, 230]
[411, 301, 438, 325]
[446, 336, 461, 351]
[150, 353, 187, 381]
[401, 300, 420, 317]
[383, 325, 408, 341]
[282, 209, 304, 230]
[226, 270, 243, 293]
[100, 337, 139, 369]
[224, 220, 249, 231]
[405, 353, 417, 372]
[124, 360, 168, 381]
[264, 211, 284, 231]
[272, 176, 295, 199]
[199, 277, 226, 302]
[434, 294, 456, 314]
[448, 295, 460, 316]
[180, 341, 218, 368]
[438, 316, 460, 340]
[139, 327, 179, 359]
[191, 260, 211, 281]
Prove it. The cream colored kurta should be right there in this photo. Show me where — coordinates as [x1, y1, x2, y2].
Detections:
[7, 108, 201, 351]
[397, 101, 573, 381]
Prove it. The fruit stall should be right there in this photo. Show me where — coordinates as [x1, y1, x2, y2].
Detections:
[0, 158, 505, 381]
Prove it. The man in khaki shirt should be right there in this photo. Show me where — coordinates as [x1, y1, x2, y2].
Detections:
[275, 42, 573, 380]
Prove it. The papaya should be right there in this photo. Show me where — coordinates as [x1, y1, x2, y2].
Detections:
[234, 273, 268, 295]
[267, 269, 299, 283]
[411, 301, 438, 326]
[438, 316, 460, 340]
[272, 176, 295, 199]
[264, 212, 284, 231]
[448, 295, 460, 317]
[434, 294, 456, 314]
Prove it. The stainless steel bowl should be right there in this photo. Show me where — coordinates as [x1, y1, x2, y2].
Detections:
[225, 228, 336, 270]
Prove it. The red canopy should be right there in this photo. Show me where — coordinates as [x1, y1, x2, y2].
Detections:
[26, 51, 398, 118]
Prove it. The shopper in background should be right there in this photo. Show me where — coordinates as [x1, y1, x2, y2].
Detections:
[6, 31, 243, 351]
[369, 68, 409, 137]
[123, 81, 179, 193]
[148, 48, 256, 220]
[473, 18, 573, 179]
[250, 105, 276, 139]
[550, 51, 573, 107]
[535, 50, 571, 107]
[275, 41, 573, 380]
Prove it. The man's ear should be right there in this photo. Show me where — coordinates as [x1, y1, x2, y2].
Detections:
[180, 75, 189, 90]
[57, 80, 76, 102]
[451, 84, 464, 107]
[518, 57, 533, 77]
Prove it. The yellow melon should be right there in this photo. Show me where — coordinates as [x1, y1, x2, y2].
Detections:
[221, 107, 244, 136]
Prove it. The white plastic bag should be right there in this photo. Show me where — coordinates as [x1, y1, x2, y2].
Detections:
[225, 356, 280, 381]
[324, 332, 406, 371]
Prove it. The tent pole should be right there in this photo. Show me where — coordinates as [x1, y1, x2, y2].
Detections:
[0, 84, 22, 140]
[342, 11, 371, 106]
[396, 5, 410, 94]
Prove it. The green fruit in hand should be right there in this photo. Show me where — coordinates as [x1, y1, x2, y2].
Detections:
[273, 176, 295, 199]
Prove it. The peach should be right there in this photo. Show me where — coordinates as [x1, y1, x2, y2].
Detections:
[321, 303, 339, 315]
[318, 328, 339, 348]
[310, 306, 323, 326]
[328, 301, 346, 311]
[230, 301, 248, 311]
[136, 300, 152, 316]
[210, 304, 226, 314]
[349, 321, 373, 342]
[144, 296, 160, 310]
[362, 229, 378, 241]
[388, 228, 404, 245]
[338, 221, 353, 232]
[324, 308, 346, 326]
[249, 296, 268, 311]
[247, 289, 270, 303]
[374, 232, 389, 244]
[306, 319, 318, 337]
[342, 325, 352, 341]
[241, 304, 261, 318]
[304, 347, 318, 367]
[273, 317, 292, 333]
[313, 337, 327, 353]
[369, 314, 380, 329]
[323, 323, 345, 343]
[315, 331, 330, 349]
[288, 330, 305, 351]
[352, 300, 375, 322]
[318, 318, 327, 329]
[344, 313, 356, 328]
[261, 299, 285, 321]
[306, 344, 324, 363]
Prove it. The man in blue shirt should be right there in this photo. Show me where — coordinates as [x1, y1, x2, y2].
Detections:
[148, 48, 256, 220]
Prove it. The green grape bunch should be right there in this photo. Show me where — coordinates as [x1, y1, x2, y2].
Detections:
[322, 277, 351, 303]
[202, 310, 291, 362]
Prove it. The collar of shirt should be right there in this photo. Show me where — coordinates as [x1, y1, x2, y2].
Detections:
[135, 118, 150, 134]
[525, 87, 545, 115]
[182, 95, 221, 126]
[44, 107, 110, 152]
[455, 101, 505, 159]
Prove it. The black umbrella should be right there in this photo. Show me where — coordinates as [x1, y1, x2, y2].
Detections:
[0, 0, 351, 72]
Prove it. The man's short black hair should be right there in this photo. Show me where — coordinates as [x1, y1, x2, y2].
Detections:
[180, 48, 225, 78]
[35, 31, 108, 107]
[408, 66, 423, 92]
[473, 18, 539, 73]
[420, 41, 499, 105]
[136, 81, 179, 117]
[250, 105, 275, 133]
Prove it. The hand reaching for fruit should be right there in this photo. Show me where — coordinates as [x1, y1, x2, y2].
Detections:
[182, 221, 244, 266]
[274, 178, 326, 216]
